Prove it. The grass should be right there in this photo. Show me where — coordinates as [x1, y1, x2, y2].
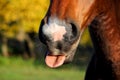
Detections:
[0, 56, 86, 80]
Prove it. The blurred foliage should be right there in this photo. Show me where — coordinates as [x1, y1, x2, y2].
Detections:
[80, 28, 92, 46]
[0, 0, 50, 37]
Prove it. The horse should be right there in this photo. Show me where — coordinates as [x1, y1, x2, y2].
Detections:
[39, 0, 120, 80]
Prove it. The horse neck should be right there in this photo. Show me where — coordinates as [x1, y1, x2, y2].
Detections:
[89, 3, 120, 78]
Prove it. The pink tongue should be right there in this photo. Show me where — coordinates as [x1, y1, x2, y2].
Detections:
[45, 54, 66, 68]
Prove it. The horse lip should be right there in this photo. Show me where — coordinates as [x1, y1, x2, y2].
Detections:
[46, 51, 67, 56]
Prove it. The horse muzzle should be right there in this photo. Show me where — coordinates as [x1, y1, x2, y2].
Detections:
[39, 17, 81, 68]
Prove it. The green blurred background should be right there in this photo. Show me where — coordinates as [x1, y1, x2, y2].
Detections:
[0, 0, 94, 80]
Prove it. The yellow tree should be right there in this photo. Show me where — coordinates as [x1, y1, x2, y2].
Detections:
[0, 0, 49, 36]
[0, 0, 49, 57]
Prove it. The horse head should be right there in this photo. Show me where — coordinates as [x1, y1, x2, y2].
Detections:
[39, 0, 95, 68]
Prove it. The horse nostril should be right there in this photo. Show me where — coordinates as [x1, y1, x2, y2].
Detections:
[39, 20, 46, 44]
[71, 23, 78, 37]
[64, 23, 79, 43]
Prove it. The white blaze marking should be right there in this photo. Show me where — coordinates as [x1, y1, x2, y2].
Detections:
[43, 20, 66, 41]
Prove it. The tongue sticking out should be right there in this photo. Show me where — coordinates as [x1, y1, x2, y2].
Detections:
[45, 54, 66, 68]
